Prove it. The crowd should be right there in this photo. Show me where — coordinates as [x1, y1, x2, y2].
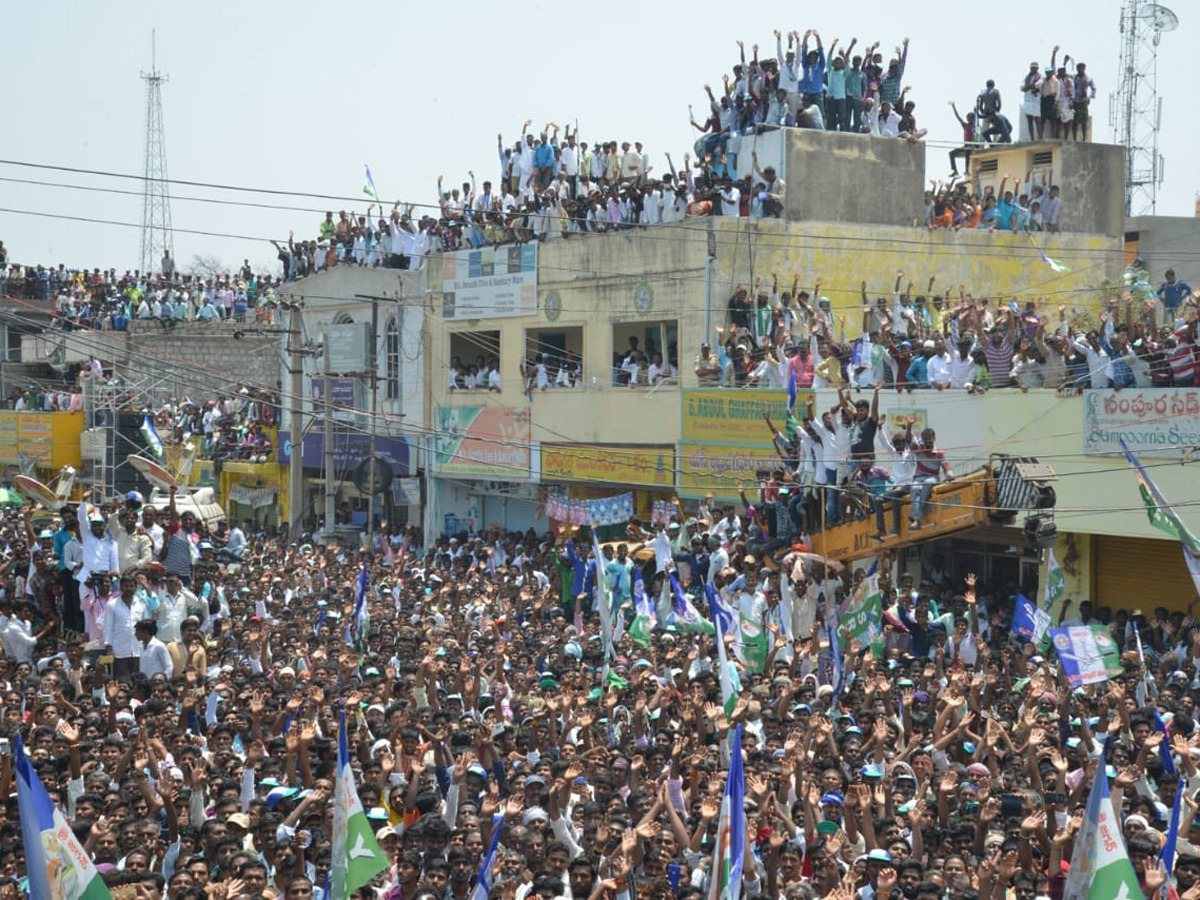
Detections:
[702, 265, 1200, 393]
[0, 256, 284, 328]
[0, 456, 1197, 900]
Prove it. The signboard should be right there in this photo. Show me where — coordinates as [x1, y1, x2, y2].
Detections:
[434, 407, 531, 479]
[541, 444, 674, 487]
[229, 484, 277, 508]
[441, 245, 537, 320]
[681, 389, 806, 445]
[1050, 624, 1123, 687]
[325, 322, 371, 372]
[1083, 389, 1200, 457]
[679, 442, 782, 499]
[391, 478, 422, 506]
[0, 413, 17, 465]
[311, 378, 357, 409]
[278, 427, 411, 477]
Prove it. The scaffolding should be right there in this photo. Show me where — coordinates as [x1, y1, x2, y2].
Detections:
[81, 372, 177, 495]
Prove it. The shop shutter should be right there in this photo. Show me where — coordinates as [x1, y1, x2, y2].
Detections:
[1093, 536, 1198, 612]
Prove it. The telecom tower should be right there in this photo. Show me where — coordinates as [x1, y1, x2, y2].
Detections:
[1110, 1, 1178, 216]
[139, 30, 174, 274]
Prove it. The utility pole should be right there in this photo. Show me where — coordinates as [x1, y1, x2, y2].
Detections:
[366, 296, 379, 558]
[286, 304, 305, 539]
[323, 331, 336, 540]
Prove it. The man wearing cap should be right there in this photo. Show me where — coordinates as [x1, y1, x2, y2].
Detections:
[77, 492, 119, 642]
[1021, 60, 1043, 139]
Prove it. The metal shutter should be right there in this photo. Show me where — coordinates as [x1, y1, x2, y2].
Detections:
[1093, 535, 1198, 613]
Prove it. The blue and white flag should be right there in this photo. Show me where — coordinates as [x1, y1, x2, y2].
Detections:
[352, 567, 368, 640]
[786, 367, 797, 414]
[363, 165, 379, 200]
[827, 623, 845, 700]
[313, 607, 325, 638]
[1153, 708, 1176, 776]
[1161, 780, 1184, 877]
[1012, 593, 1051, 647]
[15, 735, 112, 899]
[472, 814, 505, 900]
[140, 415, 164, 460]
[330, 711, 389, 896]
[708, 725, 746, 900]
[1064, 737, 1142, 899]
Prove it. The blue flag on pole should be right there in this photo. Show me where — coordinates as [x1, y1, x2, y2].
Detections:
[1161, 780, 1184, 876]
[827, 623, 845, 700]
[352, 566, 368, 639]
[709, 725, 746, 899]
[472, 814, 505, 900]
[1153, 708, 1176, 776]
[786, 367, 797, 414]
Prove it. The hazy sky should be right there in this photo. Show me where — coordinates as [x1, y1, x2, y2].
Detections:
[2, 1, 1194, 275]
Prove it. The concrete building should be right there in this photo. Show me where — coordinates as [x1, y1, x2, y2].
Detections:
[1124, 215, 1200, 288]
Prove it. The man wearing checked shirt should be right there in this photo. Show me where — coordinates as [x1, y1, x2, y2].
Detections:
[878, 37, 910, 107]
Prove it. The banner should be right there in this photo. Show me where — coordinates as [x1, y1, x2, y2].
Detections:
[441, 244, 537, 320]
[540, 443, 674, 487]
[841, 565, 883, 658]
[1050, 625, 1122, 687]
[544, 490, 633, 527]
[434, 407, 531, 479]
[682, 389, 805, 444]
[1084, 389, 1200, 457]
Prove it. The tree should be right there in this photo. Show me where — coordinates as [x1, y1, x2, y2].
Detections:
[185, 254, 230, 281]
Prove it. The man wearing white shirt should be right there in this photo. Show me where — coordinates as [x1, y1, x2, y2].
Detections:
[136, 619, 173, 680]
[560, 133, 579, 197]
[103, 575, 146, 678]
[927, 341, 952, 389]
[156, 573, 196, 643]
[719, 180, 741, 217]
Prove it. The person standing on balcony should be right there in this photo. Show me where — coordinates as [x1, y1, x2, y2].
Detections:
[909, 427, 953, 530]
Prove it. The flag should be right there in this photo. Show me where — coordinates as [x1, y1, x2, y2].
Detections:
[265, 784, 300, 810]
[705, 583, 737, 636]
[1132, 621, 1158, 708]
[713, 610, 739, 716]
[140, 415, 164, 460]
[1049, 625, 1123, 687]
[14, 735, 112, 899]
[629, 564, 656, 648]
[352, 567, 368, 640]
[1161, 781, 1185, 877]
[736, 613, 770, 674]
[592, 533, 615, 661]
[1063, 738, 1141, 900]
[668, 574, 712, 634]
[1038, 248, 1071, 273]
[1120, 439, 1200, 597]
[363, 165, 379, 200]
[604, 669, 629, 691]
[472, 814, 505, 900]
[1012, 593, 1052, 648]
[708, 725, 746, 900]
[331, 711, 389, 897]
[1153, 708, 1176, 776]
[786, 367, 797, 414]
[827, 623, 845, 700]
[842, 562, 883, 658]
[313, 607, 325, 637]
[1043, 548, 1066, 613]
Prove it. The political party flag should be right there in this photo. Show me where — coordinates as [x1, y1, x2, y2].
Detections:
[1038, 247, 1071, 273]
[629, 564, 656, 648]
[1049, 625, 1123, 687]
[140, 414, 164, 460]
[842, 561, 883, 658]
[1161, 780, 1185, 877]
[265, 784, 300, 810]
[352, 567, 368, 641]
[736, 613, 770, 674]
[713, 611, 738, 716]
[331, 711, 389, 897]
[708, 725, 746, 900]
[313, 607, 325, 638]
[705, 583, 737, 636]
[827, 623, 845, 700]
[15, 734, 112, 900]
[1132, 621, 1158, 708]
[1063, 738, 1141, 900]
[592, 532, 616, 661]
[471, 814, 505, 900]
[363, 165, 379, 200]
[668, 574, 712, 635]
[1121, 439, 1200, 597]
[1153, 707, 1176, 776]
[1012, 593, 1052, 648]
[604, 668, 629, 691]
[1043, 548, 1065, 612]
[786, 367, 797, 414]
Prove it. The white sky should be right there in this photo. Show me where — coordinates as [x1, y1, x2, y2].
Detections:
[2, 1, 1194, 275]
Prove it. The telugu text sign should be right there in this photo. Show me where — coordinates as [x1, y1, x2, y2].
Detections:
[682, 389, 813, 445]
[1083, 389, 1200, 457]
[540, 444, 675, 487]
[441, 245, 537, 320]
[678, 441, 783, 499]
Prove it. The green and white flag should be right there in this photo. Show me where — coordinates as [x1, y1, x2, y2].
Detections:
[842, 562, 883, 659]
[628, 564, 655, 648]
[714, 610, 740, 716]
[1063, 738, 1141, 900]
[736, 614, 770, 674]
[1043, 548, 1065, 613]
[363, 165, 379, 200]
[331, 711, 389, 897]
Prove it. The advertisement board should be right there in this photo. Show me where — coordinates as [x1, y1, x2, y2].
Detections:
[434, 406, 531, 479]
[1083, 389, 1200, 457]
[541, 444, 674, 487]
[441, 245, 537, 320]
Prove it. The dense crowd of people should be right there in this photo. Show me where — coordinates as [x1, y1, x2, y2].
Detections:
[0, 255, 284, 327]
[0, 468, 1197, 900]
[703, 265, 1200, 392]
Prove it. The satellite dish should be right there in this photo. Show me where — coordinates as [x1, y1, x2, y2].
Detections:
[1141, 3, 1179, 32]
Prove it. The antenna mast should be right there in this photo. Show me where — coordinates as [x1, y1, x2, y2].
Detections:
[139, 30, 174, 273]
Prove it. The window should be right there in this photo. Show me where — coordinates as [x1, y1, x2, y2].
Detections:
[524, 327, 583, 390]
[611, 320, 678, 388]
[332, 312, 354, 325]
[1030, 150, 1054, 168]
[385, 318, 401, 400]
[448, 330, 500, 392]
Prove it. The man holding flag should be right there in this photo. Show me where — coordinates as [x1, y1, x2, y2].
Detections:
[331, 709, 389, 897]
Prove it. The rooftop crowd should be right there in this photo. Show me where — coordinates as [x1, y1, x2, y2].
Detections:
[0, 465, 1197, 900]
[702, 262, 1200, 394]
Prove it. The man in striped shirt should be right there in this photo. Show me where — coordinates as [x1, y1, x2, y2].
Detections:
[982, 310, 1016, 388]
[909, 428, 953, 530]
